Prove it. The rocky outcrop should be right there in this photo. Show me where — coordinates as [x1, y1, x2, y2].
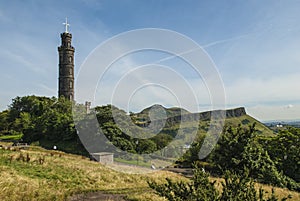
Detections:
[138, 107, 247, 127]
[224, 107, 246, 118]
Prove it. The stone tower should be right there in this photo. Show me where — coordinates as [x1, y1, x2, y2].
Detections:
[58, 18, 75, 101]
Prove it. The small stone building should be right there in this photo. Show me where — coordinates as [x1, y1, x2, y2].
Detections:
[91, 152, 114, 164]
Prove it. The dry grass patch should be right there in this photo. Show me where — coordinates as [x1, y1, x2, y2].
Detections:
[210, 176, 299, 201]
[0, 146, 299, 201]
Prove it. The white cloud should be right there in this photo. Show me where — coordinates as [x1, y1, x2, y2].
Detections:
[285, 104, 294, 109]
[224, 73, 300, 106]
[248, 104, 300, 121]
[222, 73, 300, 120]
[0, 0, 299, 123]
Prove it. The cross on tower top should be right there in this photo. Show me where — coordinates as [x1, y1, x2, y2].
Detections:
[63, 17, 70, 33]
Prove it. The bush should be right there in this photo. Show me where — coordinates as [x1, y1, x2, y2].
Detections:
[148, 166, 291, 201]
[210, 124, 300, 191]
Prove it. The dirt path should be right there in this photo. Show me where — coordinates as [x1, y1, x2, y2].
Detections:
[68, 165, 192, 201]
[68, 192, 126, 201]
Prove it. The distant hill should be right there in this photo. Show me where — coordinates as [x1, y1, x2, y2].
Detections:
[134, 104, 190, 120]
[132, 105, 274, 137]
[264, 120, 300, 128]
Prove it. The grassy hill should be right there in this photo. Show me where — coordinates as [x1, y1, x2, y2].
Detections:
[224, 114, 275, 136]
[0, 143, 179, 201]
[137, 104, 191, 119]
[132, 105, 275, 139]
[113, 105, 276, 167]
[0, 143, 299, 201]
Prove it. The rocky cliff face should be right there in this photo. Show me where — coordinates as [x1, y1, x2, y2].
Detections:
[224, 107, 246, 118]
[169, 107, 246, 123]
[138, 107, 247, 127]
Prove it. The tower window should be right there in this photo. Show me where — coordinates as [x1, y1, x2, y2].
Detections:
[69, 56, 72, 63]
[70, 81, 73, 89]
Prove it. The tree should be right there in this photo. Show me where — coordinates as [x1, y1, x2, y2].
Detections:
[95, 105, 166, 154]
[210, 124, 300, 191]
[136, 139, 157, 154]
[210, 124, 255, 171]
[148, 166, 218, 201]
[0, 110, 10, 134]
[262, 127, 300, 182]
[151, 133, 173, 150]
[148, 165, 291, 201]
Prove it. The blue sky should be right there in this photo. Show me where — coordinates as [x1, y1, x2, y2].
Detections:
[0, 0, 300, 121]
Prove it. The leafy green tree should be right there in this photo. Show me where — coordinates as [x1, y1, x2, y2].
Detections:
[136, 139, 157, 154]
[43, 98, 76, 142]
[150, 133, 173, 150]
[262, 127, 300, 182]
[210, 124, 300, 191]
[211, 124, 256, 171]
[0, 110, 10, 134]
[148, 166, 218, 201]
[8, 96, 54, 119]
[10, 96, 76, 143]
[148, 166, 291, 201]
[7, 96, 54, 134]
[6, 96, 54, 141]
[95, 105, 168, 154]
[20, 111, 38, 142]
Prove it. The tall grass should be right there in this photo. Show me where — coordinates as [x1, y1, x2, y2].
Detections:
[0, 146, 299, 201]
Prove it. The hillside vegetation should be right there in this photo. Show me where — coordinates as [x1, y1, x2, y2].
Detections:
[0, 144, 299, 201]
[0, 95, 274, 157]
[0, 95, 299, 200]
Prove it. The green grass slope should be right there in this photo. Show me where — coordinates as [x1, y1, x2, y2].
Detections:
[0, 144, 298, 201]
[0, 144, 180, 201]
[133, 104, 191, 121]
[224, 114, 275, 136]
[134, 105, 274, 137]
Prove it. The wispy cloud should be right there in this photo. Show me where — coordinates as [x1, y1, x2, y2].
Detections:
[1, 0, 300, 121]
[38, 84, 56, 94]
[1, 50, 43, 74]
[202, 33, 252, 48]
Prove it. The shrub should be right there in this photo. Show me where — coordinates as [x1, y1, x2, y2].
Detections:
[148, 166, 291, 201]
